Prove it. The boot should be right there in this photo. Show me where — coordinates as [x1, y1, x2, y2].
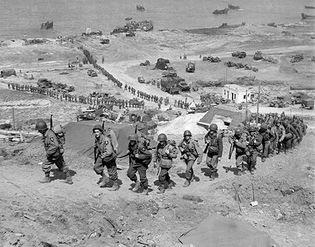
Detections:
[132, 181, 141, 192]
[99, 175, 109, 187]
[143, 189, 149, 195]
[157, 185, 166, 194]
[108, 181, 119, 191]
[183, 180, 190, 187]
[64, 171, 73, 184]
[39, 173, 51, 183]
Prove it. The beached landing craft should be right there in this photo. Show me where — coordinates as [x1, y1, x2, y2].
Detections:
[305, 6, 315, 9]
[40, 21, 53, 30]
[228, 4, 240, 10]
[136, 5, 145, 11]
[213, 8, 229, 15]
[301, 13, 315, 20]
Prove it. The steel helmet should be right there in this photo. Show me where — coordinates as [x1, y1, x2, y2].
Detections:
[157, 133, 167, 142]
[209, 123, 218, 131]
[183, 130, 192, 137]
[128, 134, 138, 141]
[35, 119, 48, 131]
[260, 123, 268, 131]
[92, 124, 103, 133]
[234, 128, 242, 136]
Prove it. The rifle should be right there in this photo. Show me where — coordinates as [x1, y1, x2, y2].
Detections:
[203, 142, 210, 154]
[228, 142, 235, 160]
[50, 115, 53, 130]
[94, 147, 98, 163]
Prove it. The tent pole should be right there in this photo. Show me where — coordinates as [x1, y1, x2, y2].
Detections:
[256, 81, 261, 125]
[245, 89, 248, 125]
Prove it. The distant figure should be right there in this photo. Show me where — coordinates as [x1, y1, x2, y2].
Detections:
[180, 56, 182, 59]
[102, 56, 104, 64]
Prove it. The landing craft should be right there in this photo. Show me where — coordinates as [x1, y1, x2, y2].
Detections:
[40, 21, 53, 30]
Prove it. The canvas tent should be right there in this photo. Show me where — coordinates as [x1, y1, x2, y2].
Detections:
[197, 105, 250, 129]
[179, 214, 276, 247]
[64, 121, 135, 158]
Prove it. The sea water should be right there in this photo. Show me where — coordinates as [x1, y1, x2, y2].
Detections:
[0, 0, 314, 40]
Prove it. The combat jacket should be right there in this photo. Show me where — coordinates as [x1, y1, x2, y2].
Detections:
[247, 133, 263, 153]
[178, 139, 202, 161]
[94, 134, 115, 162]
[43, 129, 61, 159]
[205, 134, 223, 157]
[261, 129, 275, 143]
[234, 135, 247, 155]
[153, 141, 178, 168]
[276, 125, 286, 142]
[128, 136, 152, 167]
[103, 127, 118, 153]
[285, 124, 299, 138]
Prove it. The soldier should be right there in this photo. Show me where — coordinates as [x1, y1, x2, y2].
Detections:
[35, 119, 73, 184]
[204, 124, 223, 180]
[259, 123, 275, 162]
[153, 134, 178, 194]
[275, 120, 286, 153]
[283, 120, 299, 150]
[178, 130, 202, 187]
[246, 126, 263, 174]
[93, 124, 119, 191]
[230, 128, 247, 175]
[127, 134, 152, 195]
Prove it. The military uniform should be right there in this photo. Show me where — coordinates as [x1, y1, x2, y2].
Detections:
[42, 129, 69, 174]
[94, 132, 118, 187]
[246, 129, 263, 173]
[127, 135, 152, 194]
[178, 132, 202, 186]
[232, 131, 247, 174]
[153, 140, 178, 191]
[204, 130, 223, 179]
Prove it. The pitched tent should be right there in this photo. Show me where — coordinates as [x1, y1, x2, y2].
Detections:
[197, 105, 250, 129]
[179, 214, 276, 247]
[64, 121, 135, 158]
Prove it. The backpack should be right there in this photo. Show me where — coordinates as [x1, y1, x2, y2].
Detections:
[52, 124, 66, 149]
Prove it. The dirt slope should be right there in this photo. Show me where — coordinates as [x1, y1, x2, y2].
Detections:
[0, 129, 314, 247]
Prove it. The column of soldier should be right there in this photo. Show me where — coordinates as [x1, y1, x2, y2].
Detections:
[124, 84, 170, 106]
[174, 99, 190, 109]
[7, 82, 145, 109]
[34, 112, 307, 195]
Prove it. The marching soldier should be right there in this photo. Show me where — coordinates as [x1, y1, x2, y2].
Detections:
[229, 128, 247, 176]
[275, 120, 286, 153]
[127, 134, 152, 195]
[246, 126, 263, 174]
[178, 130, 202, 187]
[93, 124, 119, 191]
[204, 124, 223, 180]
[36, 119, 73, 184]
[153, 133, 178, 194]
[259, 123, 275, 162]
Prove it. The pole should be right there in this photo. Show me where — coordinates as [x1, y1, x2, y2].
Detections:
[12, 107, 15, 130]
[245, 89, 248, 125]
[256, 81, 261, 125]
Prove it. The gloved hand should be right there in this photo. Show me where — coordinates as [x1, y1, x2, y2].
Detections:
[135, 153, 139, 158]
[197, 158, 202, 165]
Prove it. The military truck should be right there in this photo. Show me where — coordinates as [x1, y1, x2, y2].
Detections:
[186, 62, 195, 73]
